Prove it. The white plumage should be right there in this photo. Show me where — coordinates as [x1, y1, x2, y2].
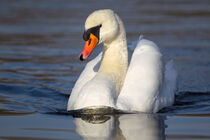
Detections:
[67, 9, 177, 113]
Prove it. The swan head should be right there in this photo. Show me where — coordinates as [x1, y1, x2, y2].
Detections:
[79, 9, 119, 61]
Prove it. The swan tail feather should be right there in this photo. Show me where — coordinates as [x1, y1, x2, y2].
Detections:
[128, 35, 144, 51]
[139, 35, 144, 41]
[160, 60, 178, 108]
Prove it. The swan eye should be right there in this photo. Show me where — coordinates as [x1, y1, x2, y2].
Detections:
[83, 24, 102, 41]
[83, 30, 90, 41]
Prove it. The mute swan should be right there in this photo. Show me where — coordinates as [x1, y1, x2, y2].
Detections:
[67, 9, 177, 113]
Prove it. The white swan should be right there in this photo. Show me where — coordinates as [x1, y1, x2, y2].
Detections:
[67, 9, 177, 113]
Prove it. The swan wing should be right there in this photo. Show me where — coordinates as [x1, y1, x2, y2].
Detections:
[117, 38, 164, 113]
[159, 60, 177, 109]
[67, 52, 102, 110]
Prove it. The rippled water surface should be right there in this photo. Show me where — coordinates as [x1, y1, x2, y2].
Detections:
[0, 0, 210, 139]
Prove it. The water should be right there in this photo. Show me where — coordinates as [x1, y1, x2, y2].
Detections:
[0, 0, 210, 139]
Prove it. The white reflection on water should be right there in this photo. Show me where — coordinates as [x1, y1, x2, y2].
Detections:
[74, 113, 165, 140]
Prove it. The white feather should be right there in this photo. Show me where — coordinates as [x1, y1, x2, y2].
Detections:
[67, 9, 177, 113]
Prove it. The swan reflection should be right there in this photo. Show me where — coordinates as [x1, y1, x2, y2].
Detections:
[74, 113, 166, 140]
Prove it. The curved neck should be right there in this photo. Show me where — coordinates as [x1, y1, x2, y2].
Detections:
[98, 15, 128, 97]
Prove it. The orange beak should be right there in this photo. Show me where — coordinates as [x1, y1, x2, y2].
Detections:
[79, 33, 99, 61]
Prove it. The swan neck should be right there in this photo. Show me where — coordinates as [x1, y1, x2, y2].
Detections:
[99, 33, 128, 96]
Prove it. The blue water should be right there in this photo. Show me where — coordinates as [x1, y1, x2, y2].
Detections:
[0, 0, 210, 139]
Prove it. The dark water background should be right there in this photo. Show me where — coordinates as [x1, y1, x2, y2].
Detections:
[0, 0, 210, 139]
